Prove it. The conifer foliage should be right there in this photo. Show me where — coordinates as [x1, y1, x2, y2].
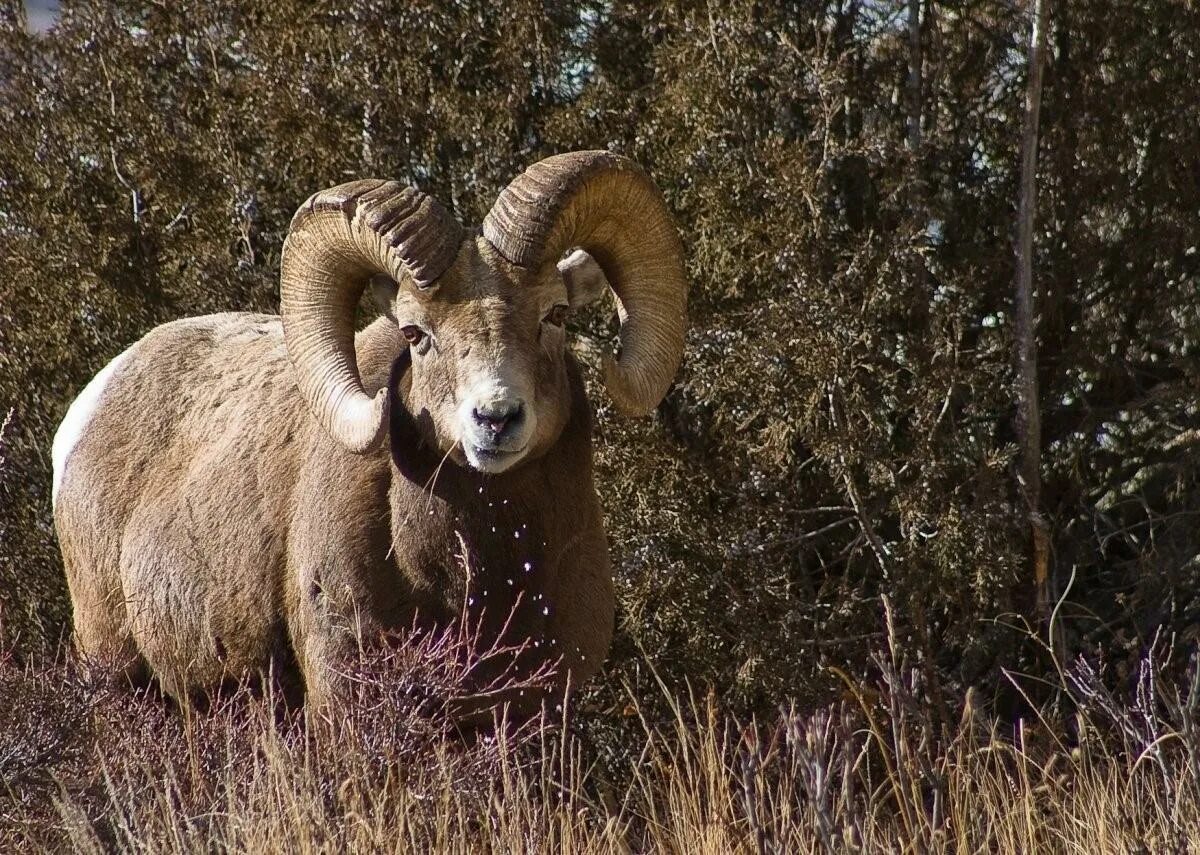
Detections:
[2, 0, 1199, 708]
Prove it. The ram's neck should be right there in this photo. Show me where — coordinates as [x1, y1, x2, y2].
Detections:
[385, 353, 597, 630]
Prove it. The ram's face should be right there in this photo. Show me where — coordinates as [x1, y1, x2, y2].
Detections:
[381, 238, 607, 474]
[279, 154, 687, 463]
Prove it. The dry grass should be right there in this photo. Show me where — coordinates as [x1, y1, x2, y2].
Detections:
[3, 621, 1200, 854]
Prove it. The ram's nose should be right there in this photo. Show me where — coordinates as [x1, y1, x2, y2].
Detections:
[471, 400, 525, 442]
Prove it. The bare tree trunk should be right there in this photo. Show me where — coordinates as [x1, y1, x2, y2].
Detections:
[906, 0, 928, 295]
[834, 0, 861, 144]
[1015, 0, 1053, 627]
[906, 0, 922, 157]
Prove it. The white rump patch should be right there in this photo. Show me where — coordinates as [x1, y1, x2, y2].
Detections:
[52, 349, 130, 507]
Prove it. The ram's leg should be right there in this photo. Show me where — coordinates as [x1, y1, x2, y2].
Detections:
[56, 504, 146, 686]
[68, 575, 146, 686]
[289, 553, 406, 707]
[292, 578, 355, 707]
[286, 450, 403, 706]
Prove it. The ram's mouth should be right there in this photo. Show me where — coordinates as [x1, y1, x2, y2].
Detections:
[465, 442, 528, 473]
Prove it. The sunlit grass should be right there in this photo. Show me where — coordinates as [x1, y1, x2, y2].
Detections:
[4, 621, 1199, 853]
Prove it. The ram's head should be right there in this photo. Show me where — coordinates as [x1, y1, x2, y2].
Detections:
[280, 151, 687, 471]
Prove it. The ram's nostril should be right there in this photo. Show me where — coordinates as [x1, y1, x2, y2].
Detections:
[472, 402, 524, 437]
[478, 412, 508, 434]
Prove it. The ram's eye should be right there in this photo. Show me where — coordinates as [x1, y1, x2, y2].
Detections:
[400, 325, 425, 345]
[543, 305, 570, 328]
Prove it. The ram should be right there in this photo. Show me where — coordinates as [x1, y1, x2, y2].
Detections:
[51, 151, 687, 708]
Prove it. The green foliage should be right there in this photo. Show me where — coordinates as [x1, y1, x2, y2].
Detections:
[2, 0, 1199, 712]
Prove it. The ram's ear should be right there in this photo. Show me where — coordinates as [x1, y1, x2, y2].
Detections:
[557, 249, 609, 310]
[369, 274, 399, 321]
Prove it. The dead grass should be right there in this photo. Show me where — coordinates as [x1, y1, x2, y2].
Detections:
[3, 621, 1200, 854]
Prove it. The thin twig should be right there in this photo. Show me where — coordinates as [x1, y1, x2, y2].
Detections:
[0, 408, 13, 474]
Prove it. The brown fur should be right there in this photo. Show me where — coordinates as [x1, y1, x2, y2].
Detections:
[54, 236, 614, 707]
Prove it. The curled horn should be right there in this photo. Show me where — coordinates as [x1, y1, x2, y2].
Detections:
[281, 180, 462, 452]
[483, 151, 688, 415]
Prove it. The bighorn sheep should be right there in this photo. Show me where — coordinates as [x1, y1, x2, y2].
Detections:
[51, 151, 687, 707]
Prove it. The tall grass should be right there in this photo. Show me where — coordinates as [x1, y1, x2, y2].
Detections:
[4, 619, 1200, 853]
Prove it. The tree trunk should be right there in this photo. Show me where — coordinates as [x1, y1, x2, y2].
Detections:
[906, 0, 922, 157]
[906, 0, 928, 304]
[1015, 0, 1053, 627]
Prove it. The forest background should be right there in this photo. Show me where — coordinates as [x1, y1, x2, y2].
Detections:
[5, 0, 1199, 710]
